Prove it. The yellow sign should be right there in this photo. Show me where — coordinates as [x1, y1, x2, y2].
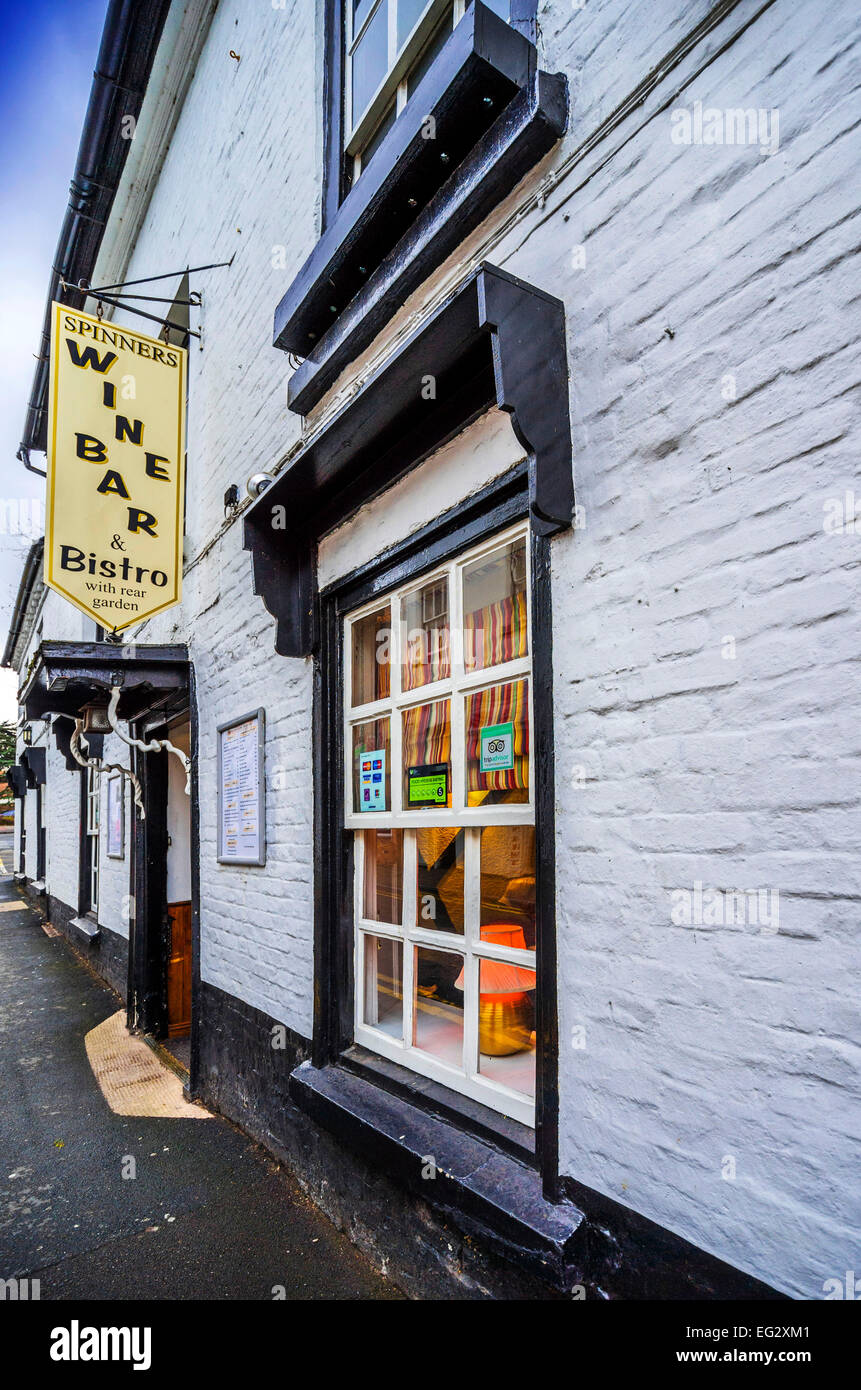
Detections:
[45, 302, 186, 633]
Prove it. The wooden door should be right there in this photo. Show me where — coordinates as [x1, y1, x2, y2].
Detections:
[166, 901, 192, 1036]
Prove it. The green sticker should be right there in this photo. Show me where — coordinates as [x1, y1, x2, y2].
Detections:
[407, 763, 448, 806]
[480, 721, 514, 772]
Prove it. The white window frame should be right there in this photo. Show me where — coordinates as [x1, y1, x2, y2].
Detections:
[345, 0, 467, 174]
[344, 520, 533, 831]
[345, 521, 536, 1125]
[86, 764, 100, 915]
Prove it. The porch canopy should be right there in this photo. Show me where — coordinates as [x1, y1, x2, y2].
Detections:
[19, 641, 189, 725]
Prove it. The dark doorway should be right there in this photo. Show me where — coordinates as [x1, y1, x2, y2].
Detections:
[127, 713, 193, 1063]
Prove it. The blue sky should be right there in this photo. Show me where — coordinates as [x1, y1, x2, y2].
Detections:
[0, 0, 108, 717]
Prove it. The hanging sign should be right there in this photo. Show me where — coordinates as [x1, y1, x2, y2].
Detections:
[44, 302, 187, 633]
[217, 710, 266, 865]
[480, 722, 514, 772]
[358, 749, 386, 812]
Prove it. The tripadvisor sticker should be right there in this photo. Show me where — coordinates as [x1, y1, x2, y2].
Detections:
[480, 721, 514, 772]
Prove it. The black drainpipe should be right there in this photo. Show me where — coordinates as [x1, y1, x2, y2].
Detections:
[17, 0, 172, 471]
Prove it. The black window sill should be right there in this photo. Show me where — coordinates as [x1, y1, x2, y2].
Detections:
[276, 2, 567, 416]
[342, 1043, 535, 1163]
[289, 1057, 584, 1291]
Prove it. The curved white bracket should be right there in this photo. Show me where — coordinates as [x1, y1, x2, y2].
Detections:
[107, 686, 191, 796]
[70, 721, 146, 819]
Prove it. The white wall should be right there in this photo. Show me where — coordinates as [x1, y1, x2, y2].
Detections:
[542, 0, 860, 1299]
[318, 409, 526, 588]
[44, 737, 80, 909]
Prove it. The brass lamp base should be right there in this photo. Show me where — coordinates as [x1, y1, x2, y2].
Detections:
[478, 993, 533, 1056]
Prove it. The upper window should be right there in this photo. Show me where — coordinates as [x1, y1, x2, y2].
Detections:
[345, 523, 536, 1125]
[345, 0, 511, 183]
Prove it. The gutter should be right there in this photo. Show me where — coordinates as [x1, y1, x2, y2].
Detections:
[2, 538, 45, 672]
[17, 0, 172, 464]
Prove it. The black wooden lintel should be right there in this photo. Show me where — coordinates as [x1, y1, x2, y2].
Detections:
[244, 261, 574, 658]
[20, 746, 47, 788]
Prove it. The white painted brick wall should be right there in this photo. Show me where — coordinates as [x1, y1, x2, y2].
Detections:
[22, 0, 859, 1298]
[17, 590, 88, 897]
[541, 0, 861, 1299]
[44, 738, 80, 911]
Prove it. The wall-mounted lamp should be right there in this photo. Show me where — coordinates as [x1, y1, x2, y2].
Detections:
[246, 472, 274, 499]
[81, 701, 112, 735]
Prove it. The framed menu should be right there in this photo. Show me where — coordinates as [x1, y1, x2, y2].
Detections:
[106, 772, 125, 858]
[217, 709, 266, 866]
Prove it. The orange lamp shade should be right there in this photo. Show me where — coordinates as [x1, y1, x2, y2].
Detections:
[453, 925, 535, 995]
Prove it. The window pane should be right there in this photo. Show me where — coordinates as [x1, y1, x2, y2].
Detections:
[351, 1, 388, 126]
[351, 605, 390, 705]
[352, 716, 391, 813]
[398, 0, 430, 49]
[402, 698, 451, 808]
[363, 828, 403, 924]
[363, 934, 403, 1038]
[360, 98, 397, 170]
[463, 537, 527, 671]
[414, 945, 463, 1066]
[416, 826, 465, 934]
[353, 0, 377, 33]
[477, 958, 535, 1097]
[402, 574, 450, 690]
[465, 678, 529, 806]
[480, 825, 535, 948]
[406, 6, 452, 97]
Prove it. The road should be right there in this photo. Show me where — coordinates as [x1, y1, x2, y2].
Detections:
[0, 832, 400, 1300]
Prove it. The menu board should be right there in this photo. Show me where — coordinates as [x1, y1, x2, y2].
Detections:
[106, 773, 124, 858]
[217, 709, 266, 865]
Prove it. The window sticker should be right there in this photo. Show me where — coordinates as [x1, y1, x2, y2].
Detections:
[480, 721, 514, 773]
[407, 762, 449, 807]
[359, 749, 386, 812]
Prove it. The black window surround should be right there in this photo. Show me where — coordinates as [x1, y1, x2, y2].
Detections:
[282, 465, 577, 1289]
[280, 1, 567, 415]
[309, 468, 562, 1187]
[245, 261, 574, 659]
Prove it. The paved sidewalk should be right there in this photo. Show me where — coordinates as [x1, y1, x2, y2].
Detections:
[0, 844, 400, 1300]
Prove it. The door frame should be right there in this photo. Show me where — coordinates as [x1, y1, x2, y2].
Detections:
[126, 686, 200, 1093]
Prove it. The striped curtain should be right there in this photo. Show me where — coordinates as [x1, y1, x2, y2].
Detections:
[463, 591, 527, 671]
[403, 624, 449, 691]
[402, 700, 451, 772]
[466, 680, 529, 793]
